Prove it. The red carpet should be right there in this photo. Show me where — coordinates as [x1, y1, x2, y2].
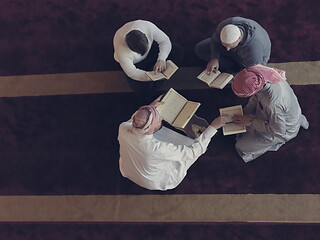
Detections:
[0, 86, 317, 195]
[0, 0, 319, 76]
[0, 0, 319, 238]
[1, 222, 320, 240]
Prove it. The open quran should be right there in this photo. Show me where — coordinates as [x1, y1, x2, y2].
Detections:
[197, 69, 233, 89]
[219, 105, 246, 135]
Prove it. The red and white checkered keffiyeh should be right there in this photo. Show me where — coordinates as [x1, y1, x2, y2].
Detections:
[131, 105, 160, 135]
[232, 64, 286, 98]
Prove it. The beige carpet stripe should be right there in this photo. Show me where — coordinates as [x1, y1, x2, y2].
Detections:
[0, 194, 320, 223]
[0, 61, 319, 97]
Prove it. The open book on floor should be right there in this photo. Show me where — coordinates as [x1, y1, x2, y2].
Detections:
[219, 105, 246, 136]
[156, 88, 209, 138]
[146, 60, 178, 81]
[197, 69, 233, 89]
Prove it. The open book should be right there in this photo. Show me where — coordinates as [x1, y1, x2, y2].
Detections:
[156, 88, 200, 129]
[219, 105, 246, 136]
[146, 60, 178, 81]
[197, 69, 233, 89]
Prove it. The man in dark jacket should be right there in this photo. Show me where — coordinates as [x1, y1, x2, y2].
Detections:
[195, 17, 271, 75]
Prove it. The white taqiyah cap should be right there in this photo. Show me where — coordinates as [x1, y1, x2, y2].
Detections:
[220, 24, 241, 44]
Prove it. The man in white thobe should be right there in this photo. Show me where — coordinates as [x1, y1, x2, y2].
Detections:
[118, 97, 226, 190]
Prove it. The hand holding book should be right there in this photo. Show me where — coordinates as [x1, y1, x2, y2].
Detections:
[150, 94, 164, 108]
[153, 60, 167, 73]
[146, 60, 178, 81]
[219, 105, 247, 136]
[232, 114, 254, 127]
[210, 115, 228, 129]
[206, 58, 219, 74]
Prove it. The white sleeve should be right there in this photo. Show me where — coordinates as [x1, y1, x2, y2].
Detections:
[148, 22, 172, 61]
[160, 126, 218, 163]
[118, 56, 151, 81]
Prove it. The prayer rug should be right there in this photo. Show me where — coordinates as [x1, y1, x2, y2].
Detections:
[0, 0, 319, 76]
[0, 222, 320, 240]
[0, 86, 318, 195]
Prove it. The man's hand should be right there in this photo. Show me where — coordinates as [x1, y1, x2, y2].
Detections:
[206, 58, 219, 74]
[150, 94, 164, 108]
[153, 60, 166, 73]
[210, 115, 228, 129]
[232, 114, 253, 126]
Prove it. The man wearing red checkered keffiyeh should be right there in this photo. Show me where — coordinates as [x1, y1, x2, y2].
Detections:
[118, 95, 227, 190]
[230, 64, 309, 162]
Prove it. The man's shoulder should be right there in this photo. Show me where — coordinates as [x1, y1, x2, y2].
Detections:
[261, 82, 287, 104]
[116, 20, 151, 34]
[238, 31, 268, 52]
[114, 42, 134, 63]
[134, 19, 152, 24]
[131, 19, 156, 29]
[119, 121, 132, 132]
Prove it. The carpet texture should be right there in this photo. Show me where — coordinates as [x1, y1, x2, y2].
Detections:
[1, 222, 320, 240]
[0, 0, 319, 236]
[0, 86, 318, 195]
[0, 0, 319, 76]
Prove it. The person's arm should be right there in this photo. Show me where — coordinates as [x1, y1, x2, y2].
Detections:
[153, 60, 167, 73]
[149, 22, 172, 61]
[233, 104, 287, 138]
[149, 22, 172, 73]
[251, 105, 287, 138]
[202, 31, 221, 74]
[243, 95, 258, 116]
[206, 58, 219, 74]
[210, 29, 221, 60]
[159, 126, 217, 163]
[158, 116, 226, 163]
[118, 56, 151, 81]
[207, 20, 230, 74]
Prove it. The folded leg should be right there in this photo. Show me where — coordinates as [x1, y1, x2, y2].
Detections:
[235, 132, 285, 163]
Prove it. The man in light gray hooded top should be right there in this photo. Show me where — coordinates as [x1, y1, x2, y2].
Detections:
[231, 64, 309, 162]
[195, 17, 271, 75]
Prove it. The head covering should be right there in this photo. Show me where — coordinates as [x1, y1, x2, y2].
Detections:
[232, 64, 286, 98]
[131, 105, 160, 134]
[220, 24, 241, 44]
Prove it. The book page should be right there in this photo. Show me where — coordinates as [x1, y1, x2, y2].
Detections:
[211, 73, 233, 89]
[197, 70, 221, 86]
[157, 88, 187, 124]
[163, 60, 178, 79]
[222, 123, 246, 135]
[172, 101, 200, 128]
[145, 71, 165, 81]
[219, 105, 246, 135]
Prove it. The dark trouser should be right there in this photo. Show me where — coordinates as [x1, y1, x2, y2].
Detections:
[194, 38, 243, 74]
[126, 42, 184, 105]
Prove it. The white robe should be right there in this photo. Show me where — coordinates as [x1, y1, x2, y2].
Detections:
[236, 81, 309, 162]
[118, 123, 217, 191]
